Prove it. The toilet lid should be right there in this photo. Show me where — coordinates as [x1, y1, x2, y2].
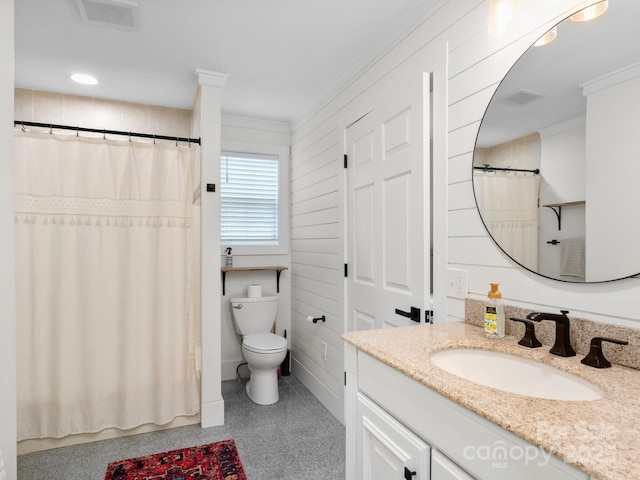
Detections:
[243, 333, 287, 352]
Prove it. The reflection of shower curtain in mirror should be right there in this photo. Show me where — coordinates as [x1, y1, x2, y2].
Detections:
[14, 132, 199, 440]
[475, 172, 540, 271]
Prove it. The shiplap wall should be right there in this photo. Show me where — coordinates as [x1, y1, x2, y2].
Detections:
[289, 123, 344, 418]
[446, 0, 640, 327]
[290, 0, 638, 422]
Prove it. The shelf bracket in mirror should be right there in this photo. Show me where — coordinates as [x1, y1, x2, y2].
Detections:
[544, 205, 562, 231]
[542, 201, 585, 231]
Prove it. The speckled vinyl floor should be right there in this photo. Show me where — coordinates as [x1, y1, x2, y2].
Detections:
[17, 375, 346, 479]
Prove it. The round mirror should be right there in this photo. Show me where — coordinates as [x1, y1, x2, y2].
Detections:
[473, 0, 640, 283]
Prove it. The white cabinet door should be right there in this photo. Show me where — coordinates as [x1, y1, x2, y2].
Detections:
[431, 450, 475, 480]
[357, 392, 430, 480]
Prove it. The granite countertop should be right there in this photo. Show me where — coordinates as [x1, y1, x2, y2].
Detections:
[343, 322, 640, 480]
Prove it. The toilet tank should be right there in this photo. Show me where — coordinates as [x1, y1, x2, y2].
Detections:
[230, 294, 279, 336]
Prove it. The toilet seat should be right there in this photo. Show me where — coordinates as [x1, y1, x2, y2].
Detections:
[243, 333, 287, 353]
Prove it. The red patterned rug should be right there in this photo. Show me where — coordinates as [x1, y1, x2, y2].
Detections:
[104, 439, 247, 480]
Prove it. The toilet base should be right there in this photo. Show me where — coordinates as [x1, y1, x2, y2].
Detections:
[246, 370, 280, 405]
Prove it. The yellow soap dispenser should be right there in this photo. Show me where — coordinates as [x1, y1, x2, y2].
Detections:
[484, 283, 505, 339]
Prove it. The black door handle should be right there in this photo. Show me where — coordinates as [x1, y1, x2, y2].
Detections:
[395, 306, 421, 323]
[404, 466, 417, 480]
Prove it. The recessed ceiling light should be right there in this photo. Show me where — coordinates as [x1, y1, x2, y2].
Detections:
[71, 73, 98, 85]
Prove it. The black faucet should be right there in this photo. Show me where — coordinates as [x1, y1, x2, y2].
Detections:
[525, 310, 576, 357]
[509, 318, 542, 348]
[581, 337, 628, 368]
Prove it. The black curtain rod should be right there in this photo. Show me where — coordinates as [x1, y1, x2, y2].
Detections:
[474, 164, 539, 174]
[14, 120, 201, 145]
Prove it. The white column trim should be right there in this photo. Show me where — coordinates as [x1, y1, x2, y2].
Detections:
[195, 69, 228, 88]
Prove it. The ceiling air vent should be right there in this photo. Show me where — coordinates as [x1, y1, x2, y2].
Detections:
[75, 0, 140, 30]
[498, 88, 544, 107]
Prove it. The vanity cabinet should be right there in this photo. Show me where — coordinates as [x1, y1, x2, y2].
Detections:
[345, 343, 590, 480]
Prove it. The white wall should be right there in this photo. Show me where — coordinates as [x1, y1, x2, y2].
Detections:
[538, 126, 586, 279]
[291, 0, 640, 422]
[585, 76, 640, 281]
[446, 0, 640, 324]
[539, 125, 586, 206]
[219, 117, 291, 381]
[0, 0, 16, 477]
[288, 0, 453, 421]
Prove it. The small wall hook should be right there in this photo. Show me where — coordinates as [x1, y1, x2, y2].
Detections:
[312, 315, 326, 324]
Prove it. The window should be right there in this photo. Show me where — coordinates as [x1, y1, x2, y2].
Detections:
[220, 150, 287, 254]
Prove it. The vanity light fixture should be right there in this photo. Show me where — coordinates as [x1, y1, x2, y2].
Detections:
[533, 26, 557, 46]
[70, 73, 98, 85]
[487, 0, 519, 36]
[570, 0, 608, 22]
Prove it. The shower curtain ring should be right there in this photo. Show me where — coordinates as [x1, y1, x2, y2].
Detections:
[76, 126, 79, 137]
[49, 124, 53, 135]
[103, 129, 106, 140]
[129, 132, 132, 142]
[175, 137, 178, 147]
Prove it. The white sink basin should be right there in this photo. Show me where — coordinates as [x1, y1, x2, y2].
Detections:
[429, 348, 604, 401]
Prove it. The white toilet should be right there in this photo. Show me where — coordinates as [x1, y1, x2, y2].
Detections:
[230, 294, 288, 405]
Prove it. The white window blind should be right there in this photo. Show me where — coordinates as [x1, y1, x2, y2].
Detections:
[221, 152, 279, 245]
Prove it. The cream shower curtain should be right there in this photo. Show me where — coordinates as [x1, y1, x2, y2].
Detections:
[475, 171, 540, 271]
[14, 132, 199, 440]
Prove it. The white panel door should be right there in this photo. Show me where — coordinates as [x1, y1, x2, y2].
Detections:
[357, 393, 430, 480]
[346, 73, 430, 329]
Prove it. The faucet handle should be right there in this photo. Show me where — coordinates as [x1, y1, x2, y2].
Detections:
[510, 318, 542, 348]
[581, 337, 628, 368]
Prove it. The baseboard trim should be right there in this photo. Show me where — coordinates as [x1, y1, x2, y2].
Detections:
[222, 358, 248, 382]
[292, 357, 344, 424]
[200, 398, 225, 428]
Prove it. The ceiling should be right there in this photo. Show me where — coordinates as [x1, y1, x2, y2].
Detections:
[14, 0, 438, 128]
[477, 0, 640, 147]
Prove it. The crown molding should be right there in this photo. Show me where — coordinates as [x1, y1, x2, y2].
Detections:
[581, 61, 640, 97]
[539, 115, 585, 138]
[195, 69, 228, 88]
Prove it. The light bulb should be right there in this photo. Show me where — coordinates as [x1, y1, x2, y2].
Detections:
[570, 1, 608, 22]
[488, 0, 519, 37]
[533, 27, 557, 47]
[70, 73, 98, 85]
